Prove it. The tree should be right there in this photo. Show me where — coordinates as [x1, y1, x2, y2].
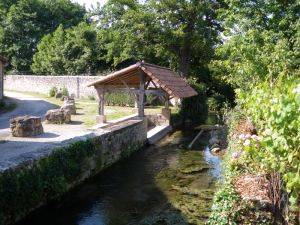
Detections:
[148, 0, 220, 77]
[212, 0, 300, 89]
[32, 22, 106, 75]
[0, 0, 86, 72]
[95, 0, 220, 77]
[31, 25, 66, 74]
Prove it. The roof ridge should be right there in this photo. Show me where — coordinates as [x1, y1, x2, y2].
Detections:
[140, 62, 173, 71]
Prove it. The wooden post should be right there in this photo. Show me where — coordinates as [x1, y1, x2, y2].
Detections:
[162, 93, 171, 122]
[164, 93, 170, 109]
[96, 87, 106, 123]
[0, 62, 3, 101]
[138, 72, 145, 117]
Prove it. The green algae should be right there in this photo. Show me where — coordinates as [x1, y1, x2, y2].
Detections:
[151, 150, 217, 225]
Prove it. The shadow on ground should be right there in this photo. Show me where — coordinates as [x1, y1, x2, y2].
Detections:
[0, 98, 58, 129]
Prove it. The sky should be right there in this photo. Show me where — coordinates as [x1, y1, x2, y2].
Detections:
[71, 0, 107, 9]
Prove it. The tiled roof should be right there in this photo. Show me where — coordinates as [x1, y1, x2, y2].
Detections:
[88, 62, 197, 98]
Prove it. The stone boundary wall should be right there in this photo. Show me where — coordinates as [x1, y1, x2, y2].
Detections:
[0, 118, 147, 225]
[4, 75, 104, 98]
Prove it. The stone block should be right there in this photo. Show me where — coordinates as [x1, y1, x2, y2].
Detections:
[61, 100, 76, 115]
[10, 116, 43, 137]
[45, 109, 71, 124]
[55, 92, 62, 99]
[161, 108, 171, 120]
[96, 115, 106, 124]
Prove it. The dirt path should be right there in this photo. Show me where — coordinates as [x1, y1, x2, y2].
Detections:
[0, 91, 94, 170]
[0, 91, 57, 130]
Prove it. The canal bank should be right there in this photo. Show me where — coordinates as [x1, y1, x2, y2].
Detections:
[0, 118, 147, 225]
[17, 129, 222, 225]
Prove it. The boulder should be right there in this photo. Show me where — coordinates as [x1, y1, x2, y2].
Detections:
[61, 99, 76, 115]
[55, 92, 63, 99]
[45, 109, 71, 124]
[10, 116, 43, 137]
[211, 147, 221, 154]
[60, 95, 75, 102]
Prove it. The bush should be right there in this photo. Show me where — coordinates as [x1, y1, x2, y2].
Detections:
[87, 95, 95, 101]
[49, 87, 58, 97]
[179, 80, 208, 124]
[61, 87, 69, 97]
[237, 77, 300, 208]
[105, 91, 135, 107]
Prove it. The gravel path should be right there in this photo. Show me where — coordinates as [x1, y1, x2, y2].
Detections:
[0, 91, 56, 130]
[0, 91, 93, 170]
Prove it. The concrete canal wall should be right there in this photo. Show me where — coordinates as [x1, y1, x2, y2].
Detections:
[0, 118, 147, 225]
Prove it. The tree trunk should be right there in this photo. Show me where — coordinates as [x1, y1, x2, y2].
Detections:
[178, 45, 191, 77]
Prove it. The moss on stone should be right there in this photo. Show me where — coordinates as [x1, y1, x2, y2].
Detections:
[0, 126, 145, 225]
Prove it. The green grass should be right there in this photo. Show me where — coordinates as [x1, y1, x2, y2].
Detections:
[5, 91, 176, 128]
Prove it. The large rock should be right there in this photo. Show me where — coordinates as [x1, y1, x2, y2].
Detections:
[61, 99, 76, 115]
[55, 92, 63, 99]
[10, 116, 43, 137]
[45, 109, 71, 124]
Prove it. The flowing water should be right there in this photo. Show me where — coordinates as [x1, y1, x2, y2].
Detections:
[18, 129, 222, 225]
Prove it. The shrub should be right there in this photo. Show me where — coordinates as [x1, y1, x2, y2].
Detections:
[87, 95, 95, 101]
[237, 77, 300, 208]
[179, 80, 208, 124]
[105, 91, 135, 107]
[61, 86, 69, 97]
[49, 87, 58, 97]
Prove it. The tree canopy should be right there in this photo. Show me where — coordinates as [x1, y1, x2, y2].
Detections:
[211, 0, 299, 89]
[0, 0, 86, 72]
[32, 22, 107, 75]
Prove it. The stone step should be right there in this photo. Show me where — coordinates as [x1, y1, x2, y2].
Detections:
[147, 125, 172, 144]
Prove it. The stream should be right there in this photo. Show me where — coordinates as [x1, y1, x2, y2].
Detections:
[18, 128, 222, 225]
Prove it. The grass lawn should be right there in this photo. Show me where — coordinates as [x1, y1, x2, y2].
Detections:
[6, 91, 177, 128]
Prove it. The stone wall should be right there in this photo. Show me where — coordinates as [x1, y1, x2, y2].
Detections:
[4, 75, 104, 98]
[0, 118, 147, 225]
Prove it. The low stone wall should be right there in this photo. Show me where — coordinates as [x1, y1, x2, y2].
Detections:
[0, 118, 147, 225]
[4, 75, 104, 98]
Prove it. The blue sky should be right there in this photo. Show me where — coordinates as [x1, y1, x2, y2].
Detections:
[72, 0, 107, 9]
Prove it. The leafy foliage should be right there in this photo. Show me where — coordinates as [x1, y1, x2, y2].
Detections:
[179, 79, 208, 124]
[105, 91, 135, 107]
[211, 0, 299, 89]
[237, 78, 300, 207]
[94, 0, 221, 77]
[0, 0, 86, 72]
[208, 181, 274, 225]
[49, 86, 57, 97]
[32, 22, 106, 75]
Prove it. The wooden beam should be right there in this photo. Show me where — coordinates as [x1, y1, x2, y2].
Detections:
[145, 79, 151, 89]
[0, 63, 3, 101]
[138, 72, 145, 117]
[96, 87, 105, 116]
[164, 93, 170, 109]
[131, 89, 165, 96]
